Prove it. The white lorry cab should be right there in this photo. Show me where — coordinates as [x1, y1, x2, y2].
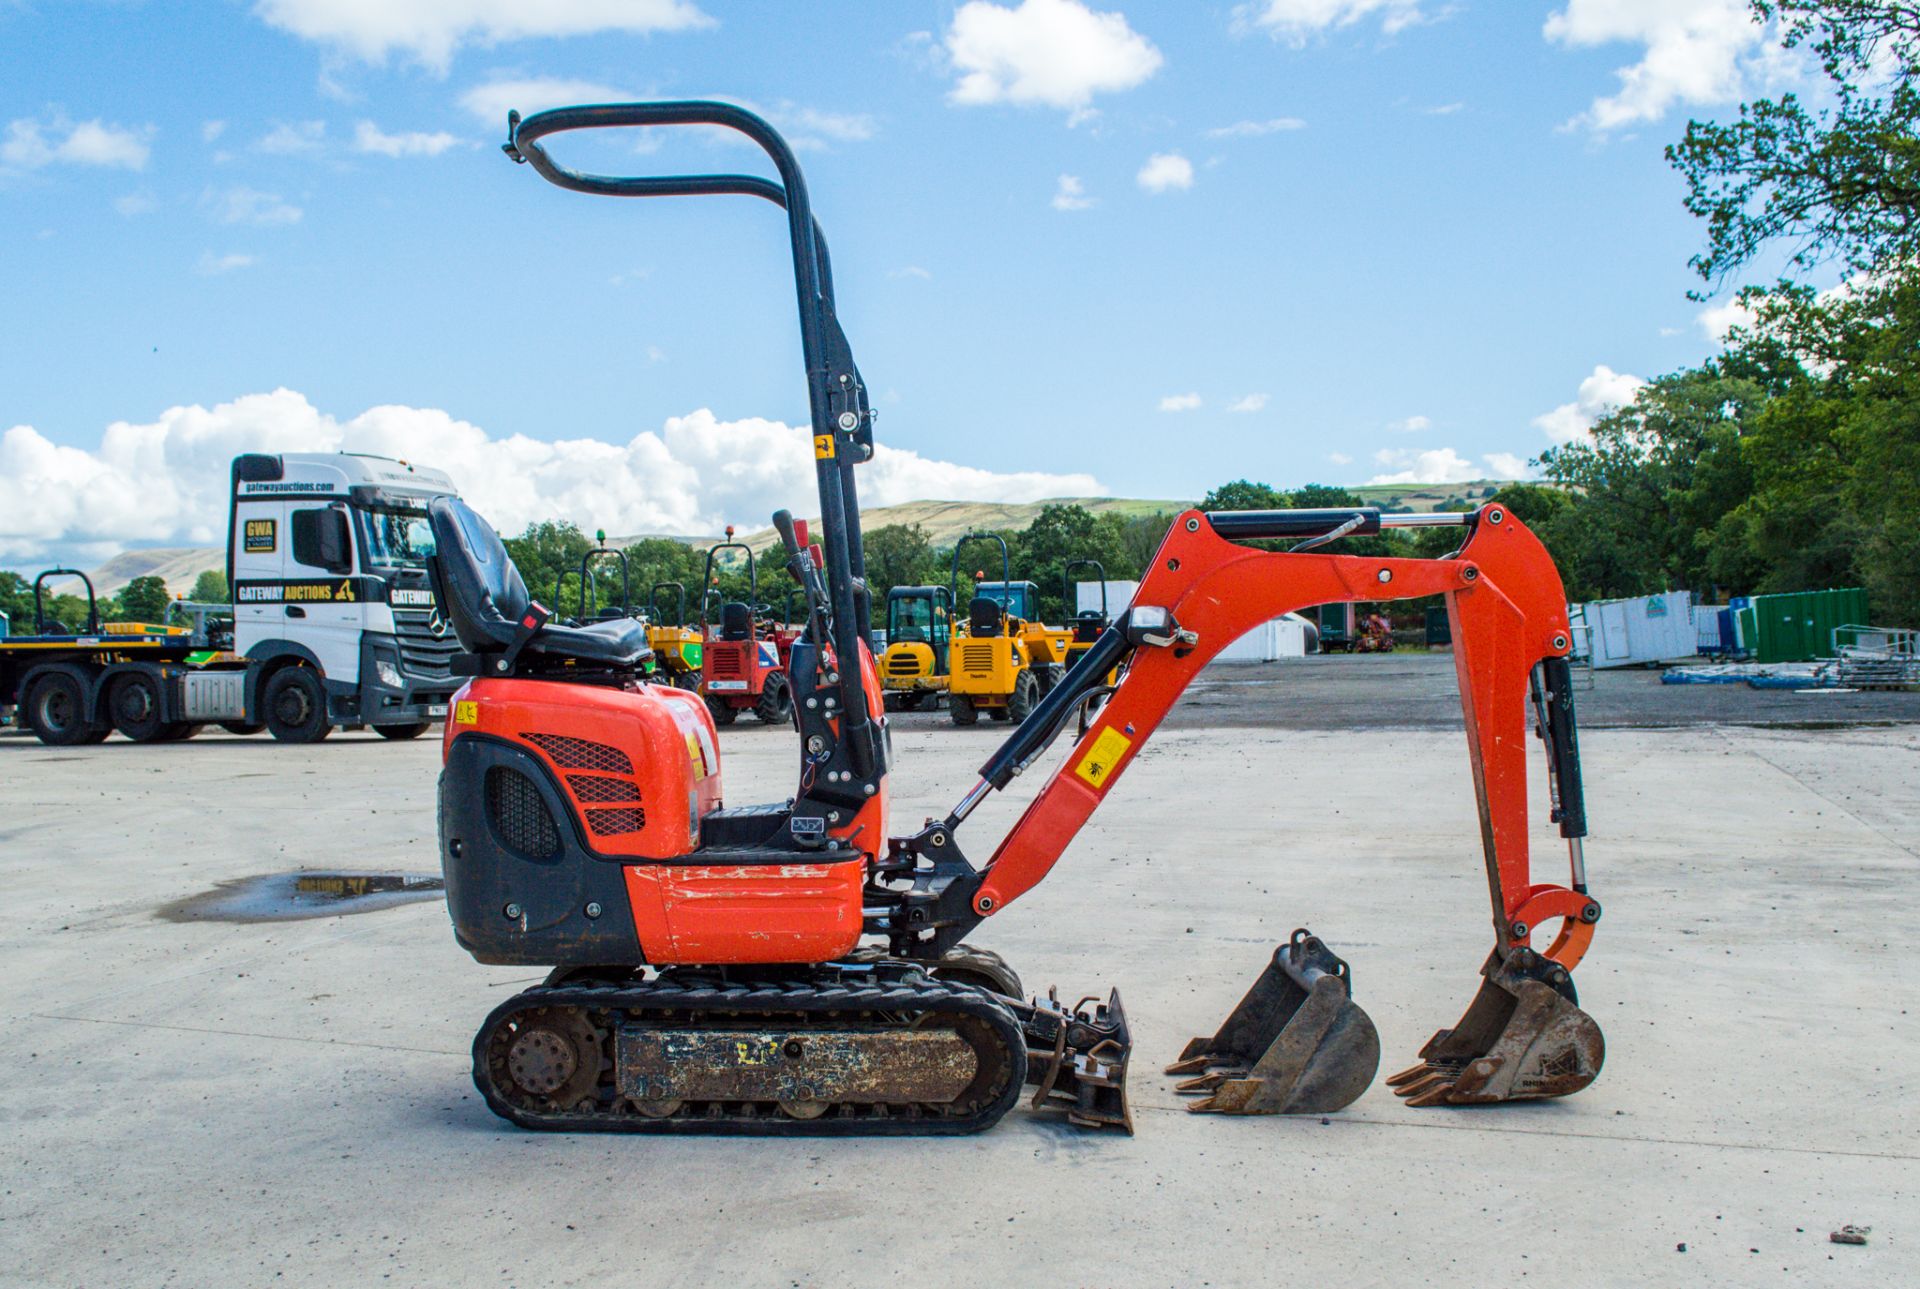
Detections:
[0, 452, 464, 745]
[227, 452, 462, 740]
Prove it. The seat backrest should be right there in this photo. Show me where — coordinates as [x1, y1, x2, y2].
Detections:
[426, 497, 532, 653]
[720, 601, 753, 641]
[969, 595, 1004, 638]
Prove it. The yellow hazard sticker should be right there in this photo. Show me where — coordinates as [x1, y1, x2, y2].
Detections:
[685, 731, 706, 779]
[1073, 726, 1132, 790]
[813, 434, 836, 459]
[454, 701, 478, 725]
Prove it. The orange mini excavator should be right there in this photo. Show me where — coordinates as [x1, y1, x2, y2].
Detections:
[425, 101, 1604, 1136]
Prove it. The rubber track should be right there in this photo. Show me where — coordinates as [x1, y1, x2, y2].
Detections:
[472, 973, 1029, 1136]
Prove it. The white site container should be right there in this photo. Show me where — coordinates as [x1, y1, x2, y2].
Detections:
[1575, 590, 1699, 668]
[1213, 613, 1314, 664]
[1075, 580, 1139, 618]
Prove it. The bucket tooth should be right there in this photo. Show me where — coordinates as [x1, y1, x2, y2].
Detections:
[1391, 947, 1605, 1107]
[1167, 929, 1380, 1115]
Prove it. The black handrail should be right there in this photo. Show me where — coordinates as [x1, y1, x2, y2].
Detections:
[650, 581, 687, 628]
[505, 100, 877, 774]
[951, 531, 1012, 613]
[1064, 558, 1108, 623]
[34, 568, 97, 635]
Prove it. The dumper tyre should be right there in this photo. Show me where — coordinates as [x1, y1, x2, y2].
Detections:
[376, 722, 431, 741]
[706, 696, 739, 726]
[264, 667, 331, 743]
[108, 672, 169, 743]
[24, 671, 94, 746]
[949, 694, 979, 726]
[755, 671, 793, 725]
[1007, 670, 1039, 725]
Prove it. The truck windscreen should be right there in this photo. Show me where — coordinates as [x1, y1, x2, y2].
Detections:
[356, 507, 436, 571]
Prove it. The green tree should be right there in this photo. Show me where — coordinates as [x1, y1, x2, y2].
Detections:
[189, 568, 229, 604]
[504, 521, 595, 613]
[861, 524, 939, 626]
[1200, 479, 1289, 511]
[117, 575, 173, 623]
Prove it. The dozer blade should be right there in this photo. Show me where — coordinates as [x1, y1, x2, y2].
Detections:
[1015, 988, 1134, 1133]
[1386, 946, 1604, 1107]
[1166, 929, 1380, 1115]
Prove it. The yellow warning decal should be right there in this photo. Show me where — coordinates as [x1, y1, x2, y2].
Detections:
[454, 701, 478, 725]
[813, 434, 836, 459]
[684, 731, 706, 779]
[1073, 725, 1132, 790]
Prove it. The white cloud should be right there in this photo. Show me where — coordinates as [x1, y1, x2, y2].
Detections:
[1205, 117, 1306, 137]
[115, 192, 157, 217]
[0, 392, 1107, 562]
[252, 0, 712, 72]
[458, 77, 636, 125]
[1425, 101, 1464, 115]
[1696, 297, 1756, 342]
[1484, 451, 1534, 478]
[1531, 363, 1646, 445]
[946, 0, 1164, 114]
[1388, 414, 1430, 433]
[1051, 174, 1095, 211]
[203, 185, 303, 226]
[780, 106, 877, 146]
[258, 120, 326, 154]
[354, 120, 463, 157]
[1137, 152, 1193, 192]
[2, 115, 152, 171]
[202, 120, 227, 143]
[196, 252, 257, 276]
[1366, 446, 1477, 485]
[888, 265, 933, 280]
[1237, 0, 1427, 44]
[1328, 451, 1353, 466]
[1158, 392, 1202, 412]
[1227, 393, 1269, 413]
[1544, 0, 1772, 131]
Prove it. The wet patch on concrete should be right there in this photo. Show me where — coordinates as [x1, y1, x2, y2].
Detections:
[159, 871, 444, 922]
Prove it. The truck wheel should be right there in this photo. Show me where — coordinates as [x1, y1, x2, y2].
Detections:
[706, 696, 739, 726]
[754, 671, 793, 725]
[264, 667, 331, 743]
[375, 722, 430, 741]
[24, 672, 95, 746]
[949, 694, 979, 727]
[108, 673, 169, 743]
[160, 723, 203, 741]
[1007, 670, 1039, 725]
[220, 722, 265, 736]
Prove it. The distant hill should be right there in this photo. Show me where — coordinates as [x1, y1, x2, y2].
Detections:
[1346, 480, 1512, 512]
[45, 547, 223, 598]
[716, 497, 1189, 553]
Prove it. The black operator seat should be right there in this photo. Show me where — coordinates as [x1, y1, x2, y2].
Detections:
[426, 497, 653, 669]
[719, 602, 753, 641]
[969, 596, 1005, 638]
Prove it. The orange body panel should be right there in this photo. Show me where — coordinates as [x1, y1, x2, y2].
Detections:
[445, 677, 721, 859]
[623, 858, 866, 964]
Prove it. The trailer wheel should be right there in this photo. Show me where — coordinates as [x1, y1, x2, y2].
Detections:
[375, 722, 430, 741]
[754, 671, 793, 725]
[220, 722, 265, 736]
[108, 673, 169, 743]
[24, 672, 94, 746]
[705, 696, 738, 726]
[949, 694, 979, 727]
[263, 667, 331, 743]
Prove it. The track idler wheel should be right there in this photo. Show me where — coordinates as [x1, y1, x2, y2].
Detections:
[1166, 929, 1380, 1115]
[1386, 946, 1605, 1107]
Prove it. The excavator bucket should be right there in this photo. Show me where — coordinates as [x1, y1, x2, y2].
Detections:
[1386, 946, 1604, 1106]
[1166, 930, 1380, 1115]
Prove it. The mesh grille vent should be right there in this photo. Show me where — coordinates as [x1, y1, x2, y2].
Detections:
[522, 732, 633, 774]
[485, 766, 559, 858]
[708, 650, 743, 676]
[567, 774, 641, 803]
[587, 806, 647, 836]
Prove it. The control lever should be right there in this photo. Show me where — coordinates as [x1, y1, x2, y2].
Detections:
[773, 509, 831, 644]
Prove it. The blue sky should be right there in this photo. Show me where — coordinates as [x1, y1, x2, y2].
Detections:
[2, 1, 1799, 565]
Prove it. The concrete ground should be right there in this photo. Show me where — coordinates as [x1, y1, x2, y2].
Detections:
[2, 700, 1915, 1287]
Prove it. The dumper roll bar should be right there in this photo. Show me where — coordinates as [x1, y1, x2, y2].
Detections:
[1064, 558, 1107, 624]
[34, 569, 98, 635]
[951, 532, 1012, 611]
[505, 101, 879, 781]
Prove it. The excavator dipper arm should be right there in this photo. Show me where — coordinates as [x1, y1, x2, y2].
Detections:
[966, 503, 1598, 968]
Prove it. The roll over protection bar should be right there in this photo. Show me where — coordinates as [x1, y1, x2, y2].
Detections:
[504, 101, 878, 778]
